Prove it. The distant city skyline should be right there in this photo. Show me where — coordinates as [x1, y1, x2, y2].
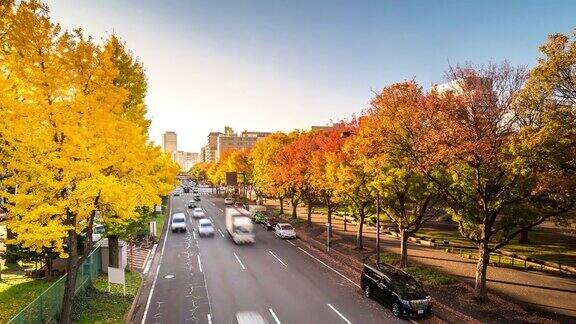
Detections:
[45, 0, 576, 152]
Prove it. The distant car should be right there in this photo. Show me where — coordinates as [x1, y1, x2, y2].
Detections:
[193, 188, 199, 194]
[173, 191, 181, 197]
[262, 217, 279, 230]
[188, 200, 196, 209]
[170, 213, 187, 233]
[235, 311, 268, 324]
[192, 207, 205, 218]
[193, 193, 201, 201]
[224, 197, 234, 205]
[275, 223, 296, 239]
[252, 211, 266, 223]
[360, 264, 432, 317]
[198, 218, 214, 237]
[183, 187, 190, 193]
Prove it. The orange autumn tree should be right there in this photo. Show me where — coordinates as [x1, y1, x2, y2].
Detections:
[309, 126, 347, 233]
[418, 63, 576, 301]
[356, 81, 442, 268]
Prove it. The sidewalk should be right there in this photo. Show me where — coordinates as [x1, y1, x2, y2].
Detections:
[265, 200, 576, 319]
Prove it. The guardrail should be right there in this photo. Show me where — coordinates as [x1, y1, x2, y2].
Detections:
[8, 245, 102, 324]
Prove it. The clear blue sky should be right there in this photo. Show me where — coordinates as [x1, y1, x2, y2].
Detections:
[46, 0, 576, 152]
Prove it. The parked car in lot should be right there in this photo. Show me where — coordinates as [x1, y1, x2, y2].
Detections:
[274, 223, 296, 239]
[198, 218, 214, 237]
[192, 207, 205, 218]
[224, 197, 234, 205]
[252, 211, 267, 223]
[360, 264, 432, 317]
[188, 200, 197, 209]
[171, 213, 187, 233]
[262, 217, 279, 230]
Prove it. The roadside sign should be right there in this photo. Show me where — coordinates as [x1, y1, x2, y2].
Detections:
[108, 266, 126, 295]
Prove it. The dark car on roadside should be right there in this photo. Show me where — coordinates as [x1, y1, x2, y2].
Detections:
[360, 264, 432, 318]
[262, 216, 279, 231]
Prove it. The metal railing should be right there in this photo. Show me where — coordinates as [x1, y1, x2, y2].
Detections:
[8, 246, 102, 324]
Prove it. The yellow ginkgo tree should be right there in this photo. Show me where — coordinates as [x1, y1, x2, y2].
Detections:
[0, 1, 178, 323]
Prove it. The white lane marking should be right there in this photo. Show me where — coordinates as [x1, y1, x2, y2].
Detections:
[197, 254, 203, 273]
[408, 319, 418, 324]
[268, 308, 281, 324]
[207, 314, 212, 324]
[141, 200, 172, 324]
[193, 230, 196, 240]
[327, 304, 352, 324]
[219, 208, 223, 212]
[142, 243, 158, 274]
[287, 240, 296, 246]
[297, 247, 360, 288]
[218, 229, 224, 237]
[233, 252, 246, 270]
[269, 251, 287, 268]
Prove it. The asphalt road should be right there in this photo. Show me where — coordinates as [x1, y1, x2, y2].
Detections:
[135, 188, 406, 324]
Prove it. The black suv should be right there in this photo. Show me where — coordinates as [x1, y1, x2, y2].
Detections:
[360, 264, 432, 317]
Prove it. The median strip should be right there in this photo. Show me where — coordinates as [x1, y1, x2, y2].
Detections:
[269, 251, 288, 268]
[233, 252, 246, 270]
[327, 304, 351, 324]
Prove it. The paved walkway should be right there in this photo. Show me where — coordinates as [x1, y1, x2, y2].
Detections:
[266, 200, 576, 318]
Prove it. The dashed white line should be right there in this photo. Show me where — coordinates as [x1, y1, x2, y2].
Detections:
[269, 251, 287, 268]
[287, 240, 296, 246]
[297, 247, 360, 288]
[197, 254, 203, 273]
[219, 208, 223, 212]
[233, 252, 246, 270]
[218, 229, 224, 237]
[193, 230, 196, 240]
[207, 314, 212, 324]
[327, 304, 351, 324]
[268, 308, 281, 324]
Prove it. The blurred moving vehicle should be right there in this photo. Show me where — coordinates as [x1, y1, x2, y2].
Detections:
[198, 218, 214, 237]
[235, 311, 268, 324]
[225, 208, 254, 244]
[274, 223, 296, 239]
[192, 207, 205, 218]
[262, 217, 279, 231]
[224, 197, 234, 205]
[360, 264, 432, 318]
[170, 213, 187, 233]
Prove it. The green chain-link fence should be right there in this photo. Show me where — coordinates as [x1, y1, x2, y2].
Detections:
[8, 245, 102, 324]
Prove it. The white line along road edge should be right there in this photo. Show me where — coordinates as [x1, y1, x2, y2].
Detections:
[269, 251, 287, 268]
[197, 254, 203, 273]
[268, 308, 281, 324]
[327, 304, 352, 324]
[207, 314, 212, 324]
[141, 199, 172, 324]
[297, 247, 360, 288]
[233, 252, 246, 270]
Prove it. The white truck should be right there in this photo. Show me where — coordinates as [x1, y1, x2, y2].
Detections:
[225, 207, 255, 244]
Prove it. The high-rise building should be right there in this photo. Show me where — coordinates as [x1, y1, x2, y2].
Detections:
[172, 151, 199, 171]
[202, 127, 271, 162]
[162, 131, 177, 154]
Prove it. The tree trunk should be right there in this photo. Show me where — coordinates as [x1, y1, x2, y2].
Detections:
[327, 206, 333, 238]
[291, 201, 297, 220]
[306, 197, 313, 227]
[399, 229, 409, 268]
[83, 213, 95, 257]
[519, 229, 529, 244]
[356, 208, 365, 250]
[108, 235, 119, 268]
[279, 197, 284, 215]
[474, 242, 490, 302]
[5, 227, 18, 264]
[60, 230, 79, 324]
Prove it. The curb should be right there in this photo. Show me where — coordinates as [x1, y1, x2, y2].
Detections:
[124, 272, 144, 324]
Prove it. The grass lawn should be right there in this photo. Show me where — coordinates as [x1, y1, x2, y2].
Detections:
[377, 251, 456, 286]
[153, 212, 166, 237]
[72, 270, 141, 324]
[419, 227, 576, 267]
[0, 264, 57, 322]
